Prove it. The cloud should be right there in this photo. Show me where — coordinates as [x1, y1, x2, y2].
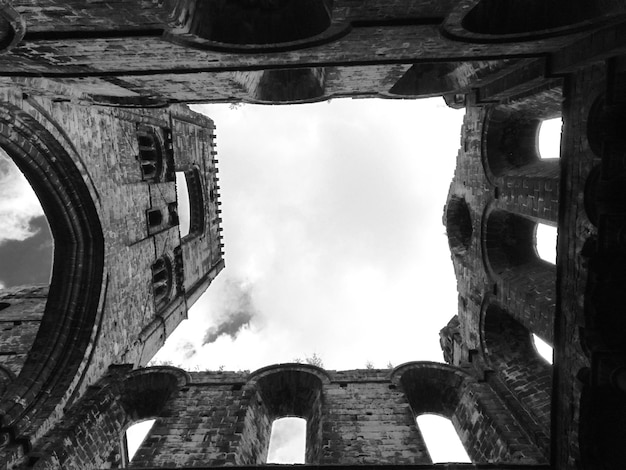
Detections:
[0, 149, 45, 245]
[0, 281, 4, 290]
[179, 341, 197, 360]
[0, 216, 53, 288]
[202, 278, 258, 345]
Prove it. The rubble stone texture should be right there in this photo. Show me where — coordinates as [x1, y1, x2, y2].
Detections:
[0, 1, 623, 469]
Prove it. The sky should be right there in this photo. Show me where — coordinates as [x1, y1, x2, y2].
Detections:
[152, 98, 466, 372]
[0, 97, 560, 464]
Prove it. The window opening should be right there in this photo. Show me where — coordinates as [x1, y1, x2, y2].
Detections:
[147, 209, 162, 228]
[538, 118, 562, 160]
[151, 257, 172, 309]
[175, 171, 191, 238]
[535, 223, 557, 264]
[267, 417, 306, 464]
[124, 419, 156, 463]
[532, 334, 553, 365]
[137, 126, 163, 182]
[416, 414, 471, 463]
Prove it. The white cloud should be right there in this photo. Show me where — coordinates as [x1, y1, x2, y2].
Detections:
[0, 149, 44, 244]
[154, 98, 465, 372]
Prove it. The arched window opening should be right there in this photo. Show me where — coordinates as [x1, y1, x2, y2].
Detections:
[188, 0, 333, 45]
[485, 211, 538, 275]
[484, 109, 541, 177]
[151, 257, 172, 310]
[483, 303, 552, 445]
[175, 172, 190, 237]
[538, 118, 562, 160]
[445, 196, 473, 256]
[124, 419, 156, 464]
[535, 223, 557, 264]
[532, 334, 553, 365]
[416, 414, 471, 463]
[147, 209, 163, 228]
[137, 125, 164, 182]
[267, 417, 306, 464]
[175, 168, 205, 240]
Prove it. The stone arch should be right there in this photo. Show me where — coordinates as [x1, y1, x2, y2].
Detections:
[230, 68, 327, 104]
[179, 166, 206, 240]
[391, 361, 543, 463]
[480, 300, 552, 454]
[484, 209, 538, 277]
[483, 107, 542, 179]
[0, 3, 25, 54]
[151, 256, 173, 311]
[245, 364, 328, 463]
[480, 91, 562, 224]
[445, 196, 473, 256]
[445, 0, 625, 42]
[26, 366, 188, 469]
[188, 0, 333, 45]
[0, 101, 105, 448]
[482, 207, 556, 341]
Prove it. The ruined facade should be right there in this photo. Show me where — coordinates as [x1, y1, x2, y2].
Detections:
[0, 1, 624, 469]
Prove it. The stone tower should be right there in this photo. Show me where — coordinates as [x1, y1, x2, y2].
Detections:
[0, 1, 623, 469]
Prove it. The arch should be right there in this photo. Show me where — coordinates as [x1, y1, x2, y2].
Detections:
[444, 0, 626, 42]
[25, 366, 188, 469]
[246, 364, 328, 463]
[537, 118, 563, 160]
[188, 0, 333, 45]
[482, 208, 556, 341]
[483, 108, 542, 178]
[481, 301, 552, 451]
[178, 167, 205, 241]
[0, 102, 104, 446]
[120, 367, 189, 421]
[165, 0, 347, 54]
[137, 124, 171, 183]
[391, 361, 541, 463]
[267, 416, 306, 464]
[445, 196, 473, 256]
[0, 3, 25, 54]
[481, 96, 562, 183]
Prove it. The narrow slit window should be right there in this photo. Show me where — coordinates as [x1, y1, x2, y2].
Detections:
[535, 224, 557, 264]
[538, 118, 562, 160]
[532, 334, 553, 364]
[267, 417, 306, 464]
[125, 419, 156, 463]
[175, 171, 191, 238]
[416, 414, 470, 463]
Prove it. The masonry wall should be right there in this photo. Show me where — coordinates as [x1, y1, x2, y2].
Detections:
[0, 91, 223, 465]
